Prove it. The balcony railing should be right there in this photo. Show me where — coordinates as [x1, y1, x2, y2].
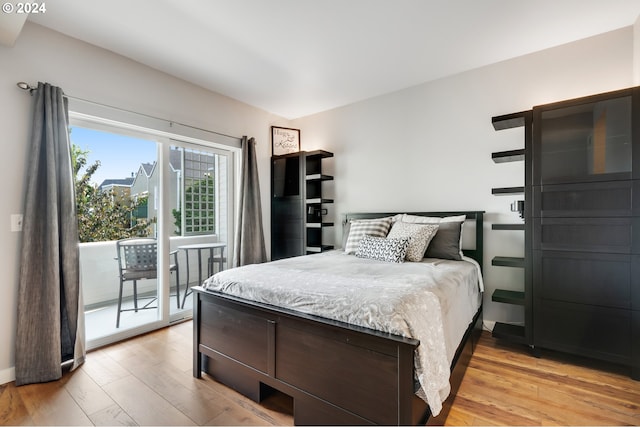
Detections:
[81, 235, 224, 342]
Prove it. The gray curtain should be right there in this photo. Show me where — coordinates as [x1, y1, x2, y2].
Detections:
[233, 136, 267, 267]
[15, 82, 85, 386]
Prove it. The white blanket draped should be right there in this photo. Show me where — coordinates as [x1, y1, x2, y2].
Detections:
[203, 250, 482, 416]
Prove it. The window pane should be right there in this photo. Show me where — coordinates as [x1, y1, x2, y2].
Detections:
[70, 126, 160, 341]
[71, 127, 158, 241]
[171, 145, 221, 236]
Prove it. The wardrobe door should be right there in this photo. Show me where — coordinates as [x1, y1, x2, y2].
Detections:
[531, 87, 640, 376]
[533, 91, 633, 185]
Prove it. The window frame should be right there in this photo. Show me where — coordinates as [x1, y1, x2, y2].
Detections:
[68, 103, 240, 349]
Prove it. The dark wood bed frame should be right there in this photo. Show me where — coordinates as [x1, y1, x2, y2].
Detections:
[192, 211, 484, 425]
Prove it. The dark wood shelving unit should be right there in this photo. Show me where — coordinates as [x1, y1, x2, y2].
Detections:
[492, 289, 525, 305]
[491, 186, 524, 195]
[491, 256, 525, 268]
[271, 150, 335, 260]
[306, 198, 334, 204]
[306, 222, 335, 228]
[491, 110, 533, 348]
[492, 223, 525, 231]
[306, 174, 333, 181]
[492, 88, 640, 380]
[492, 149, 525, 163]
[492, 322, 526, 344]
[492, 111, 528, 130]
[305, 244, 334, 253]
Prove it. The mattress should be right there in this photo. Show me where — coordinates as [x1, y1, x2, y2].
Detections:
[203, 250, 482, 416]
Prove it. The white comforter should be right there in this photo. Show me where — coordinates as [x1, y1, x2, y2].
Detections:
[203, 250, 482, 416]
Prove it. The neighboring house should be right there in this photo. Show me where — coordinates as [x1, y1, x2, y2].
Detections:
[127, 154, 183, 235]
[97, 177, 134, 203]
[97, 152, 184, 237]
[129, 162, 154, 201]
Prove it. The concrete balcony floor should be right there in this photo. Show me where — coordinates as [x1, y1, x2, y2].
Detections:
[84, 285, 194, 343]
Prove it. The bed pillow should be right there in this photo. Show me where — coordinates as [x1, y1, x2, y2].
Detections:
[424, 220, 464, 260]
[342, 221, 351, 250]
[355, 235, 410, 263]
[400, 214, 466, 225]
[401, 214, 466, 260]
[386, 221, 439, 262]
[344, 217, 394, 254]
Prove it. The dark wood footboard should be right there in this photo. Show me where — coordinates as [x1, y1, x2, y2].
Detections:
[193, 287, 482, 425]
[193, 211, 485, 425]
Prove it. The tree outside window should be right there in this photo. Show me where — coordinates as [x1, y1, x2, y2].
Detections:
[72, 144, 153, 242]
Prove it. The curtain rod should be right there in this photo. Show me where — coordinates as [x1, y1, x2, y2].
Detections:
[16, 81, 242, 141]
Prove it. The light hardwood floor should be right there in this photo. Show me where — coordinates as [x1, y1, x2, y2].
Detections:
[446, 332, 640, 425]
[1, 321, 638, 426]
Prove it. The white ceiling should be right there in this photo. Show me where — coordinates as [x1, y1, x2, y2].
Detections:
[26, 0, 640, 119]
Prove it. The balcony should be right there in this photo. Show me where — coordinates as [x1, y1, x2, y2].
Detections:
[81, 235, 225, 346]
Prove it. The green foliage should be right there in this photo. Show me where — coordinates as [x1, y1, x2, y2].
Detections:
[172, 208, 181, 235]
[72, 144, 153, 242]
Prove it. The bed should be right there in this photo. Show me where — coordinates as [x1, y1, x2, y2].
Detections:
[192, 211, 484, 425]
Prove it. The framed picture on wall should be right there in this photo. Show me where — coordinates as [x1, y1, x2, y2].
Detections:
[271, 126, 301, 155]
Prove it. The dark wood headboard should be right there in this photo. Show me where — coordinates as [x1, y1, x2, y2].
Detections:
[344, 211, 485, 271]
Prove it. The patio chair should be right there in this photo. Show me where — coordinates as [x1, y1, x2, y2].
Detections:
[115, 238, 180, 328]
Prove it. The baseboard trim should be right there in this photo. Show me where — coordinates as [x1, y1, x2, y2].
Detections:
[483, 320, 525, 332]
[0, 366, 15, 385]
[483, 320, 496, 332]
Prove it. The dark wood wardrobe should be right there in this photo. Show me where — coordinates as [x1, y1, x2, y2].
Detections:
[493, 86, 640, 380]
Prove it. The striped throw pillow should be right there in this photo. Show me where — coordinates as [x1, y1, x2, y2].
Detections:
[344, 217, 394, 254]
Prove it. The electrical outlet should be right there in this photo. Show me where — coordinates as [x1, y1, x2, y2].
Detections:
[11, 214, 23, 232]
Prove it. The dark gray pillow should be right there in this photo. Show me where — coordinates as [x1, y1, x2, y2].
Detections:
[424, 221, 464, 260]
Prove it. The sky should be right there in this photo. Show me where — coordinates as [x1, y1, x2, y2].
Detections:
[70, 126, 158, 186]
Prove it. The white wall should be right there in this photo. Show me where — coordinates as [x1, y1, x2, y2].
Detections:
[0, 22, 287, 384]
[292, 27, 635, 331]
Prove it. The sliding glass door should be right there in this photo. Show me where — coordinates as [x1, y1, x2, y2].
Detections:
[69, 118, 236, 349]
[165, 142, 232, 314]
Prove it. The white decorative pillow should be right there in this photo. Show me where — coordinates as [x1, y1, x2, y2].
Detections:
[401, 214, 466, 224]
[387, 222, 439, 262]
[344, 217, 394, 254]
[355, 235, 410, 263]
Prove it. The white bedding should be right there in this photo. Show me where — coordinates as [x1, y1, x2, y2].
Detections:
[202, 250, 482, 416]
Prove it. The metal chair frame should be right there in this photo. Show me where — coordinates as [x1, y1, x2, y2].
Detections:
[115, 238, 180, 328]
